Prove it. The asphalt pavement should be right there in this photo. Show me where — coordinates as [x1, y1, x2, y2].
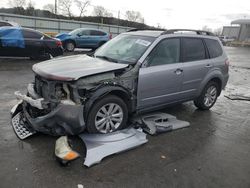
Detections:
[0, 47, 250, 188]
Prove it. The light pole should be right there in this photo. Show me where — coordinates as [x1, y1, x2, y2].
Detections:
[55, 0, 57, 14]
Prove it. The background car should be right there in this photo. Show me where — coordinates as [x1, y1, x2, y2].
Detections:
[0, 27, 63, 59]
[0, 20, 19, 27]
[219, 35, 235, 45]
[56, 28, 112, 51]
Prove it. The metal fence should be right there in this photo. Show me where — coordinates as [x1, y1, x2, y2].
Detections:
[0, 13, 132, 35]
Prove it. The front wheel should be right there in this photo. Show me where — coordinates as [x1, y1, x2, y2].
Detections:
[65, 41, 75, 52]
[194, 81, 220, 110]
[87, 95, 128, 133]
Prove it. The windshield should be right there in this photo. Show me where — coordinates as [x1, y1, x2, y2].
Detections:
[94, 34, 155, 64]
[69, 28, 82, 35]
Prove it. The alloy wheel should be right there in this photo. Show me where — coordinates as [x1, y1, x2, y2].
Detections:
[203, 85, 217, 107]
[94, 103, 123, 133]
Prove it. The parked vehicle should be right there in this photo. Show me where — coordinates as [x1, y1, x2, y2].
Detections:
[12, 29, 229, 138]
[0, 20, 19, 27]
[0, 27, 63, 59]
[56, 28, 111, 51]
[219, 35, 235, 45]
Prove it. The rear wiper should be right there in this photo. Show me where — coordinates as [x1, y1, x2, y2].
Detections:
[96, 55, 118, 63]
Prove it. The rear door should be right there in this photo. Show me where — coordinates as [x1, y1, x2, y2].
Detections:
[180, 37, 212, 99]
[137, 38, 184, 110]
[89, 30, 107, 47]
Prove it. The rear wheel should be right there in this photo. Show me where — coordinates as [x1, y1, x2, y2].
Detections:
[98, 41, 106, 48]
[87, 95, 128, 133]
[194, 81, 220, 110]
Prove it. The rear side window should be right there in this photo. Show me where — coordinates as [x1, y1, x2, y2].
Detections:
[0, 22, 11, 27]
[182, 38, 206, 62]
[90, 30, 106, 36]
[204, 38, 223, 58]
[22, 29, 43, 39]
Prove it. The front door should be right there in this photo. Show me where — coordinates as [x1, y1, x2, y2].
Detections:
[75, 30, 91, 48]
[137, 38, 183, 110]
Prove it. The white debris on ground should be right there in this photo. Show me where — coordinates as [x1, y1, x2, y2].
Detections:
[224, 84, 250, 101]
[77, 184, 84, 188]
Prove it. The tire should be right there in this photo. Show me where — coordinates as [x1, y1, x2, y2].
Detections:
[86, 95, 128, 134]
[43, 52, 53, 60]
[65, 41, 75, 52]
[194, 81, 220, 110]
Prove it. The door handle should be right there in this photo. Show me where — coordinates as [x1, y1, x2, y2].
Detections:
[174, 68, 183, 75]
[205, 64, 212, 68]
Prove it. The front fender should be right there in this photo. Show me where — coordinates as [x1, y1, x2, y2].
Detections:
[84, 85, 131, 118]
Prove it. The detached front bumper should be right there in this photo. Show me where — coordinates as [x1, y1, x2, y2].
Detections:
[11, 84, 86, 139]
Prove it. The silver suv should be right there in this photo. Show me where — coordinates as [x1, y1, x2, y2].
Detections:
[11, 29, 229, 138]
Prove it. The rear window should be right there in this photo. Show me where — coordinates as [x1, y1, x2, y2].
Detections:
[182, 38, 206, 62]
[204, 38, 223, 58]
[22, 29, 43, 39]
[0, 22, 11, 27]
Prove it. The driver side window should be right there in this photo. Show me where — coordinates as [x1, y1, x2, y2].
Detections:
[78, 30, 90, 36]
[147, 38, 180, 67]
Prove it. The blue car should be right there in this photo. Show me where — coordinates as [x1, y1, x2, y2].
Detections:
[56, 28, 111, 51]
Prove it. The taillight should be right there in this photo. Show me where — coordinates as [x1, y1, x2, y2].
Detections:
[109, 33, 112, 39]
[56, 40, 62, 47]
[225, 59, 230, 66]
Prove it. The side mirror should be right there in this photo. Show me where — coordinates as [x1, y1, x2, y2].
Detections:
[77, 33, 82, 37]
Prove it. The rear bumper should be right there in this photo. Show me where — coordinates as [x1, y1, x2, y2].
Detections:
[222, 73, 229, 89]
[11, 84, 86, 138]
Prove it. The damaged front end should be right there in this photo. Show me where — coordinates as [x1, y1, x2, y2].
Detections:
[11, 57, 138, 140]
[11, 80, 86, 139]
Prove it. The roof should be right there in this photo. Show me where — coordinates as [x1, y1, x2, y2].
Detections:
[124, 30, 164, 37]
[231, 19, 250, 25]
[124, 29, 215, 38]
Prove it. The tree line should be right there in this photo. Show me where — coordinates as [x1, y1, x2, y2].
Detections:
[7, 0, 146, 25]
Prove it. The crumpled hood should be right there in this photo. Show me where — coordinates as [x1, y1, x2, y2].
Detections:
[32, 55, 129, 81]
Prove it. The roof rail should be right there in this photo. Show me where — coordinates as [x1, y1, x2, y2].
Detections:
[161, 29, 215, 36]
[127, 28, 167, 32]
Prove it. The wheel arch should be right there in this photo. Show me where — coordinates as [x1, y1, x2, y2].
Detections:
[198, 71, 224, 97]
[84, 86, 133, 119]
